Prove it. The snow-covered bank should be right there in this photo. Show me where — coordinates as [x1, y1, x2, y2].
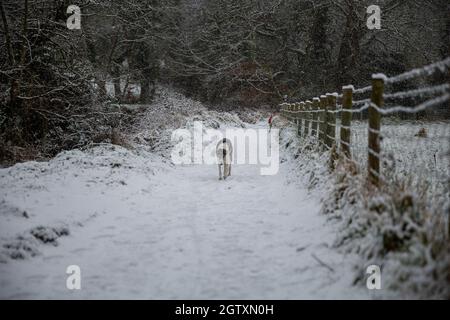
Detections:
[0, 146, 171, 263]
[279, 125, 449, 299]
[0, 154, 368, 299]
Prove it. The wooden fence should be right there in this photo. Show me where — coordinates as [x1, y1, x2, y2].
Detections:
[279, 58, 450, 188]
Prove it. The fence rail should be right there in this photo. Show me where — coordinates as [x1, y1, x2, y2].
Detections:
[280, 57, 450, 190]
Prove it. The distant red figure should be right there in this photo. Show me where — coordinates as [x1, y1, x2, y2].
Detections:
[126, 88, 134, 102]
[268, 114, 275, 132]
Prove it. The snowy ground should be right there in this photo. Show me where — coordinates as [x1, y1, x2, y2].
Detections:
[0, 126, 371, 299]
[348, 120, 450, 195]
[0, 87, 375, 299]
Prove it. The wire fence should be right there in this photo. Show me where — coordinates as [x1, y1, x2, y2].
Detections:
[280, 58, 450, 203]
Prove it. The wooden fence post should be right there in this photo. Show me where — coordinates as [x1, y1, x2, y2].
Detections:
[288, 103, 293, 122]
[296, 102, 302, 136]
[292, 103, 295, 123]
[306, 101, 313, 136]
[312, 98, 320, 137]
[319, 95, 327, 147]
[308, 100, 314, 136]
[294, 103, 298, 126]
[325, 93, 337, 150]
[302, 102, 309, 136]
[288, 104, 291, 121]
[368, 76, 384, 187]
[341, 86, 353, 159]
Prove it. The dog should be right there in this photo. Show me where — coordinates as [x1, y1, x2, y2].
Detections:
[216, 138, 233, 180]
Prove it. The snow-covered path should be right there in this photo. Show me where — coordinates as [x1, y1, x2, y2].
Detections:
[0, 145, 369, 299]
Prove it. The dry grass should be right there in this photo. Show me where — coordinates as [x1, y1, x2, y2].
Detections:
[414, 127, 428, 138]
[281, 125, 449, 298]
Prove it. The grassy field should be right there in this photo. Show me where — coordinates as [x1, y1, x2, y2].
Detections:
[335, 119, 450, 203]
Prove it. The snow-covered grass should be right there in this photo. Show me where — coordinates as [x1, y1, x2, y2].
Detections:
[0, 145, 171, 263]
[344, 119, 450, 188]
[128, 85, 264, 158]
[0, 150, 370, 299]
[0, 87, 371, 299]
[339, 119, 450, 210]
[280, 119, 450, 299]
[1, 86, 259, 268]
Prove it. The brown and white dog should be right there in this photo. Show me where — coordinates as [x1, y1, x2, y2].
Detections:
[216, 138, 233, 180]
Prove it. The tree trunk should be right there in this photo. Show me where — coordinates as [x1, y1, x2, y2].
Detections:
[0, 0, 15, 65]
[335, 0, 362, 89]
[112, 65, 121, 100]
[96, 77, 107, 100]
[140, 78, 151, 104]
[140, 65, 156, 104]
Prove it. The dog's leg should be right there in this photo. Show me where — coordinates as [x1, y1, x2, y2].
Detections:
[224, 164, 230, 179]
[218, 164, 223, 180]
[228, 151, 232, 176]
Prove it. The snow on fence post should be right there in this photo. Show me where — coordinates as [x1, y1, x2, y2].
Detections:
[303, 102, 309, 136]
[341, 86, 353, 159]
[319, 95, 327, 147]
[368, 75, 385, 187]
[325, 93, 337, 150]
[312, 98, 320, 137]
